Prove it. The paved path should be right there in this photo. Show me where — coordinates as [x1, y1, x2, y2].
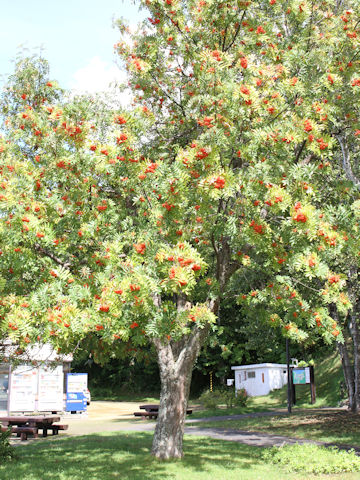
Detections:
[184, 409, 289, 423]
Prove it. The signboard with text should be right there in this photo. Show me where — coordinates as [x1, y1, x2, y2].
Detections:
[66, 373, 87, 411]
[292, 367, 311, 385]
[37, 366, 64, 411]
[9, 366, 37, 411]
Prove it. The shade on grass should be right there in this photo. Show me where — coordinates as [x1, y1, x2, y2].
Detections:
[1, 432, 359, 480]
[189, 411, 360, 447]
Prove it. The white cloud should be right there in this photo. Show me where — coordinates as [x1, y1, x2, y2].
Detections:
[70, 56, 131, 106]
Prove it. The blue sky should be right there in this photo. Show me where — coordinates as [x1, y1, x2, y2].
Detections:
[0, 0, 144, 92]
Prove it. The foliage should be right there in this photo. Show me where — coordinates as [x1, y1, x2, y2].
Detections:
[1, 0, 359, 359]
[198, 387, 248, 409]
[71, 349, 160, 397]
[198, 389, 224, 409]
[223, 388, 248, 408]
[0, 428, 17, 463]
[263, 444, 360, 475]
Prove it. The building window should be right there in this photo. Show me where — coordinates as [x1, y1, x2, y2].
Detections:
[248, 371, 256, 379]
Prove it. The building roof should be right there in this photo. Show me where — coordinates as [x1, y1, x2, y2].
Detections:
[2, 341, 73, 363]
[231, 363, 290, 370]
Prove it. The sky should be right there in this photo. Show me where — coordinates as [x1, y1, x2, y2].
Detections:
[0, 0, 145, 94]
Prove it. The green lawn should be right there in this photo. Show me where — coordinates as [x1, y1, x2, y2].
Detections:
[188, 411, 360, 446]
[91, 390, 160, 403]
[1, 432, 359, 480]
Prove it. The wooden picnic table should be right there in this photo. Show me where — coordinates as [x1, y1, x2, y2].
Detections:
[134, 405, 193, 420]
[139, 404, 159, 412]
[0, 415, 67, 440]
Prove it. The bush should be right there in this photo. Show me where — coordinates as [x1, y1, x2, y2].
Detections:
[198, 389, 224, 409]
[263, 443, 360, 474]
[235, 388, 248, 407]
[198, 388, 248, 409]
[0, 428, 17, 463]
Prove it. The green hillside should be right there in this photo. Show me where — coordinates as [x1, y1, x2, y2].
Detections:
[249, 350, 345, 410]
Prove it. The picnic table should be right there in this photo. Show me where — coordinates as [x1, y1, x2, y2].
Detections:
[134, 405, 193, 420]
[0, 415, 68, 441]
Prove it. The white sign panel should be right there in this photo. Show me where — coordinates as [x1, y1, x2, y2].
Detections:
[9, 366, 37, 412]
[37, 366, 64, 412]
[305, 367, 310, 384]
[67, 373, 88, 392]
[227, 379, 234, 386]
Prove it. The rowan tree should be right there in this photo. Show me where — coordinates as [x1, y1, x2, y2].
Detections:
[1, 0, 359, 459]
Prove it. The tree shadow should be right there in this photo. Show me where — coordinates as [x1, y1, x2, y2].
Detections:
[1, 432, 265, 480]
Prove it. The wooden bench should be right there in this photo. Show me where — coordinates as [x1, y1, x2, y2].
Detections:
[134, 411, 158, 420]
[1, 425, 38, 441]
[37, 423, 69, 437]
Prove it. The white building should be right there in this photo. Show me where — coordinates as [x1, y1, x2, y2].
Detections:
[231, 363, 290, 397]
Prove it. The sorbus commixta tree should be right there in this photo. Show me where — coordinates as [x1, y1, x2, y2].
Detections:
[1, 0, 359, 459]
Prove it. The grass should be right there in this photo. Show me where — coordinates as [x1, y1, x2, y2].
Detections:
[2, 431, 359, 480]
[264, 444, 360, 475]
[91, 389, 159, 403]
[188, 410, 360, 446]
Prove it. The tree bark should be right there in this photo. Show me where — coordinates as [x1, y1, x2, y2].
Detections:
[346, 268, 360, 412]
[337, 338, 355, 411]
[332, 303, 358, 411]
[151, 321, 211, 459]
[350, 309, 360, 412]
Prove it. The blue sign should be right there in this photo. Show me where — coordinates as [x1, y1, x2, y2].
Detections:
[66, 373, 88, 412]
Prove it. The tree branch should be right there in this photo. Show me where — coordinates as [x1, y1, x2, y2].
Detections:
[335, 134, 360, 191]
[34, 243, 73, 270]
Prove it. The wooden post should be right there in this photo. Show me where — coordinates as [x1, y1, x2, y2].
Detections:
[209, 371, 213, 392]
[310, 366, 316, 404]
[286, 339, 292, 413]
[291, 369, 296, 405]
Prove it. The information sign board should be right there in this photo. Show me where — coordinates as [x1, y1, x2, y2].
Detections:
[37, 365, 63, 411]
[9, 366, 37, 411]
[292, 368, 306, 385]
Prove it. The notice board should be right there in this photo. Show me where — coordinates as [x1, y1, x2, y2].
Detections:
[9, 366, 37, 411]
[37, 365, 64, 411]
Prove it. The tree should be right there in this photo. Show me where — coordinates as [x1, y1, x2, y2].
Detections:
[1, 0, 359, 459]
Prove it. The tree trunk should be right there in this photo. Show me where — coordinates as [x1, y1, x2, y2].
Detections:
[350, 310, 360, 412]
[346, 268, 360, 412]
[151, 323, 210, 459]
[337, 339, 355, 411]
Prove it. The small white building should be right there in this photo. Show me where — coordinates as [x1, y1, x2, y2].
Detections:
[231, 363, 290, 397]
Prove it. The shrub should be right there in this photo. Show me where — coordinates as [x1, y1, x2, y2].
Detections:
[198, 388, 248, 409]
[0, 428, 17, 462]
[198, 389, 224, 409]
[263, 443, 360, 474]
[235, 388, 248, 407]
